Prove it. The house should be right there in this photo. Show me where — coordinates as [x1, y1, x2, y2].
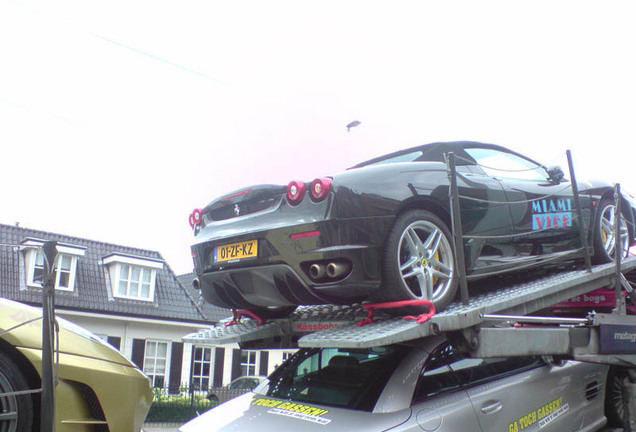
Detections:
[0, 223, 294, 391]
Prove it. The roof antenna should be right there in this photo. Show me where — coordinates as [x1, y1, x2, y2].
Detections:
[346, 120, 361, 132]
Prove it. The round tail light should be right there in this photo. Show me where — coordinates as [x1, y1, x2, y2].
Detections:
[287, 180, 306, 205]
[310, 178, 332, 201]
[189, 208, 203, 228]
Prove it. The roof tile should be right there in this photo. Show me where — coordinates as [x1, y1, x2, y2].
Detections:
[0, 224, 213, 324]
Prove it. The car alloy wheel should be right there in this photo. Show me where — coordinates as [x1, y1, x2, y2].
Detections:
[0, 352, 34, 432]
[380, 210, 458, 313]
[594, 199, 629, 263]
[606, 367, 629, 428]
[398, 220, 454, 301]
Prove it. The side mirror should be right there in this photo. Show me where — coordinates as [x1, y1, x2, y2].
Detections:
[546, 165, 565, 183]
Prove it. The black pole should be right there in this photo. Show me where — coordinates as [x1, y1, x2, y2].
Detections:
[566, 150, 592, 272]
[446, 152, 469, 305]
[41, 240, 57, 432]
[615, 184, 623, 311]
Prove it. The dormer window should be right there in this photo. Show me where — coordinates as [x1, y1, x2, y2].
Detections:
[21, 239, 85, 292]
[103, 254, 163, 302]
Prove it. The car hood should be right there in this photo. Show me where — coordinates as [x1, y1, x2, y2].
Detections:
[0, 298, 137, 367]
[180, 393, 411, 432]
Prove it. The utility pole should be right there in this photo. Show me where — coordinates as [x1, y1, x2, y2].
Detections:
[41, 240, 57, 432]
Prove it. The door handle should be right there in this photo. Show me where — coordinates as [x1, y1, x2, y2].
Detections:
[480, 400, 503, 415]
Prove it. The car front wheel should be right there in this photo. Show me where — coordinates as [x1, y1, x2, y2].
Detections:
[378, 210, 458, 313]
[0, 351, 34, 432]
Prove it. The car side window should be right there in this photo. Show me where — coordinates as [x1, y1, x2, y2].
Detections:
[414, 342, 543, 401]
[413, 343, 462, 402]
[447, 351, 543, 387]
[464, 148, 547, 182]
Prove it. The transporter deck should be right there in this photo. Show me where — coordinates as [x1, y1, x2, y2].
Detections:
[183, 257, 636, 350]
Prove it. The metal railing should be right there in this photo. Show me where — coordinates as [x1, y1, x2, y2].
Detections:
[145, 384, 250, 423]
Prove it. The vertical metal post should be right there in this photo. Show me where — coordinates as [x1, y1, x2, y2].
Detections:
[41, 240, 57, 432]
[566, 150, 592, 272]
[615, 183, 623, 312]
[446, 152, 469, 305]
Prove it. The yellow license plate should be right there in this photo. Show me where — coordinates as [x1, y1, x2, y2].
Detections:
[214, 239, 258, 262]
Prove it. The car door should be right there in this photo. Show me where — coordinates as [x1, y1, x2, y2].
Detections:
[463, 147, 584, 261]
[451, 163, 517, 276]
[445, 348, 607, 432]
[388, 342, 483, 432]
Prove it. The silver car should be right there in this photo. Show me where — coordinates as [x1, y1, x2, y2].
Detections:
[207, 375, 267, 404]
[181, 336, 623, 432]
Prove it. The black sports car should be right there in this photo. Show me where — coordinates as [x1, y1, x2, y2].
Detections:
[190, 141, 636, 317]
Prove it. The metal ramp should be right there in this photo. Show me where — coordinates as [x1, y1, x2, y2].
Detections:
[182, 257, 636, 349]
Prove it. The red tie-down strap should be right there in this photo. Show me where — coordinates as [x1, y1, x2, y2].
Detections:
[357, 299, 435, 326]
[224, 309, 266, 327]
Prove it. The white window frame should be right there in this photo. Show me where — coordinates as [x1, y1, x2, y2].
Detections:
[103, 254, 163, 302]
[241, 350, 258, 376]
[144, 340, 170, 389]
[191, 346, 213, 392]
[21, 239, 85, 292]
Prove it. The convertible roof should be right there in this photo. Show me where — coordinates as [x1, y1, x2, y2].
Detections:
[351, 141, 518, 169]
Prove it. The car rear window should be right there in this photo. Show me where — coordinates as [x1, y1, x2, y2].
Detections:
[264, 346, 409, 412]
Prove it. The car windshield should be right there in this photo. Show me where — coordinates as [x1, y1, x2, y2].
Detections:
[264, 346, 409, 411]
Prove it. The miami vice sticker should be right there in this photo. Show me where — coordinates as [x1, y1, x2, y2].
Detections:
[532, 198, 572, 230]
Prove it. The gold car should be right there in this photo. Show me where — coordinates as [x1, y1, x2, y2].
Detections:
[0, 298, 153, 432]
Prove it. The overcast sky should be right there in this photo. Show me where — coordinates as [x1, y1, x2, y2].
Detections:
[1, 0, 635, 274]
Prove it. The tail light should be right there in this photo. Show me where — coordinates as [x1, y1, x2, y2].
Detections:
[287, 180, 306, 205]
[310, 178, 332, 201]
[189, 208, 203, 228]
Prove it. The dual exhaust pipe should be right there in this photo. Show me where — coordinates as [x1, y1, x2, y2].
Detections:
[194, 262, 351, 287]
[309, 261, 351, 281]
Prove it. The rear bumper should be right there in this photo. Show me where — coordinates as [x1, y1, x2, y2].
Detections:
[199, 257, 381, 310]
[193, 216, 392, 309]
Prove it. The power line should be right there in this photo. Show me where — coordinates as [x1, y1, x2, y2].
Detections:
[89, 32, 228, 84]
[4, 0, 227, 85]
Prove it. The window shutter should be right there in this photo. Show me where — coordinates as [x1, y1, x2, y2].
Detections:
[231, 349, 242, 381]
[213, 348, 225, 387]
[169, 342, 184, 394]
[131, 338, 145, 370]
[259, 351, 269, 376]
[107, 336, 121, 351]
